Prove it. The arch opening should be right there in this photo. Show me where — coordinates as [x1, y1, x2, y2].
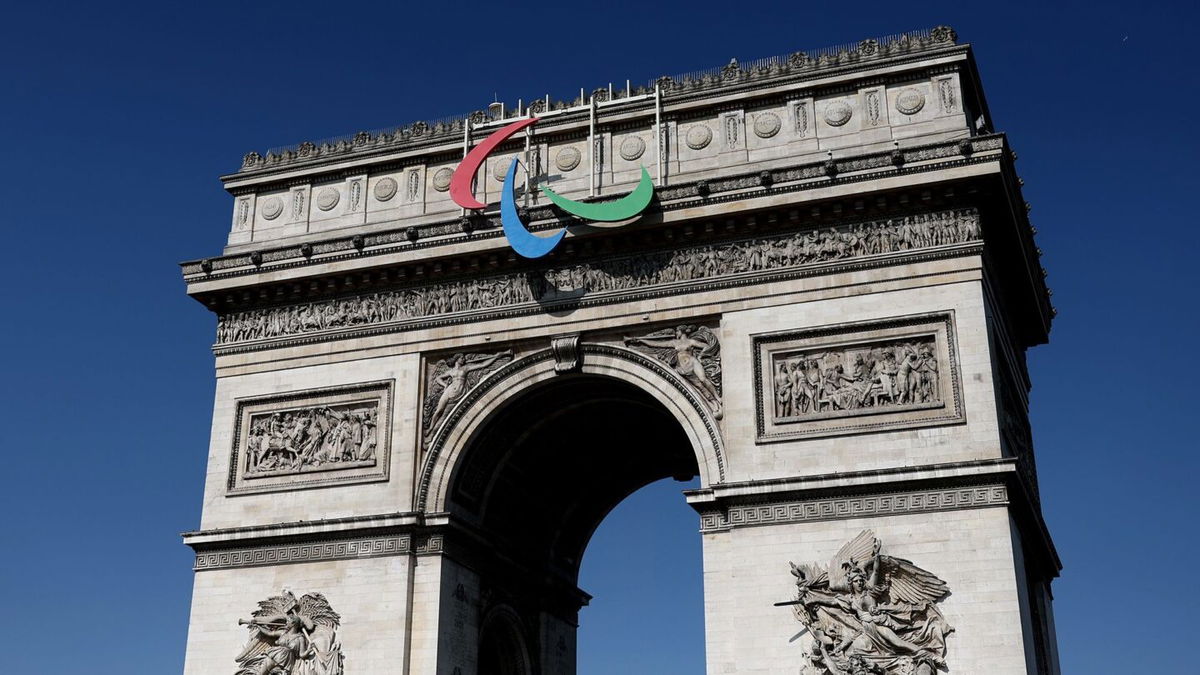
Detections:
[443, 373, 703, 674]
[449, 374, 699, 579]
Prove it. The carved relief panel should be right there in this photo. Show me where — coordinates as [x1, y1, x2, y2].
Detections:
[421, 349, 517, 447]
[227, 381, 393, 495]
[754, 313, 963, 441]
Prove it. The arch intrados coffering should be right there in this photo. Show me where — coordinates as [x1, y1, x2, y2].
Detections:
[416, 345, 725, 515]
[478, 604, 533, 675]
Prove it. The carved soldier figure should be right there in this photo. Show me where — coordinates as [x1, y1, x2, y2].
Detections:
[775, 363, 793, 417]
[778, 531, 954, 675]
[916, 345, 939, 402]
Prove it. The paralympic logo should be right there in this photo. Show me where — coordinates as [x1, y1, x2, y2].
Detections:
[449, 118, 655, 258]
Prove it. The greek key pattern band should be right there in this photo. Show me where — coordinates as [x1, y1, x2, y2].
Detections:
[193, 532, 444, 571]
[698, 485, 1008, 532]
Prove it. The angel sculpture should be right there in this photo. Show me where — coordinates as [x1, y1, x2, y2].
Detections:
[624, 325, 723, 419]
[776, 530, 954, 675]
[235, 591, 344, 675]
[423, 350, 514, 441]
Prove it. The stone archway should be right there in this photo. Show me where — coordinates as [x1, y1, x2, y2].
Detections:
[417, 344, 721, 675]
[417, 343, 726, 515]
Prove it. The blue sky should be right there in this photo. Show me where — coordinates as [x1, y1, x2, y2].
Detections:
[0, 1, 1196, 673]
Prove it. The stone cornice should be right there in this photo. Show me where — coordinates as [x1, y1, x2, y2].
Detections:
[697, 484, 1009, 532]
[686, 457, 1062, 577]
[184, 134, 1007, 283]
[229, 27, 961, 179]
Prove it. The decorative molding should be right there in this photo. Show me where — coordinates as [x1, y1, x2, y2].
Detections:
[226, 380, 394, 496]
[937, 76, 957, 113]
[753, 112, 782, 138]
[235, 27, 959, 174]
[551, 334, 581, 373]
[618, 135, 646, 161]
[793, 100, 810, 137]
[555, 146, 581, 172]
[374, 176, 398, 201]
[432, 168, 453, 192]
[896, 88, 926, 115]
[492, 155, 517, 182]
[260, 196, 283, 220]
[720, 112, 742, 149]
[406, 170, 421, 202]
[186, 135, 1007, 280]
[416, 344, 726, 510]
[698, 484, 1007, 532]
[824, 99, 853, 127]
[195, 533, 411, 570]
[864, 88, 883, 127]
[235, 198, 251, 229]
[315, 187, 340, 211]
[754, 312, 966, 442]
[214, 209, 982, 349]
[685, 124, 712, 150]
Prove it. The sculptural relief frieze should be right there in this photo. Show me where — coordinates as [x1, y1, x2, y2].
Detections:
[422, 350, 515, 445]
[625, 325, 723, 419]
[771, 336, 940, 422]
[243, 401, 378, 477]
[215, 209, 981, 348]
[236, 590, 344, 675]
[227, 382, 393, 495]
[777, 530, 954, 675]
[754, 313, 963, 441]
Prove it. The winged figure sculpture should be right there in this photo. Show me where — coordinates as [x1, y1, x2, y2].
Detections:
[778, 530, 954, 675]
[235, 591, 344, 675]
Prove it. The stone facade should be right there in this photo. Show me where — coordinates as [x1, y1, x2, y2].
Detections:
[181, 27, 1059, 675]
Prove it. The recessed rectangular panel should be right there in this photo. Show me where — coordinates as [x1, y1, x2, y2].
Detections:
[754, 313, 964, 441]
[226, 380, 393, 495]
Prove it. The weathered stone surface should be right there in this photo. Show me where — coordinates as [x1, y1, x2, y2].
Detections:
[181, 27, 1060, 675]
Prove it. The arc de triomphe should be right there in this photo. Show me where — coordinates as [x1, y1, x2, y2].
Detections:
[181, 27, 1061, 675]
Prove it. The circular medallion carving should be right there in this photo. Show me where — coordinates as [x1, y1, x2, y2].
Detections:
[261, 196, 284, 220]
[753, 112, 782, 138]
[555, 147, 581, 172]
[824, 100, 853, 127]
[895, 88, 926, 115]
[619, 136, 646, 161]
[315, 187, 340, 211]
[685, 124, 713, 150]
[492, 156, 517, 182]
[374, 177, 398, 201]
[431, 168, 453, 192]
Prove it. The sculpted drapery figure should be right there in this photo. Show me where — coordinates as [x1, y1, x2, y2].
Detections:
[778, 530, 954, 675]
[625, 325, 723, 419]
[235, 591, 343, 675]
[423, 350, 515, 441]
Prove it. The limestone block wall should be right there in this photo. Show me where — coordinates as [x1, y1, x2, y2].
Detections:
[701, 507, 1030, 675]
[719, 277, 1000, 482]
[198, 352, 421, 531]
[182, 555, 412, 675]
